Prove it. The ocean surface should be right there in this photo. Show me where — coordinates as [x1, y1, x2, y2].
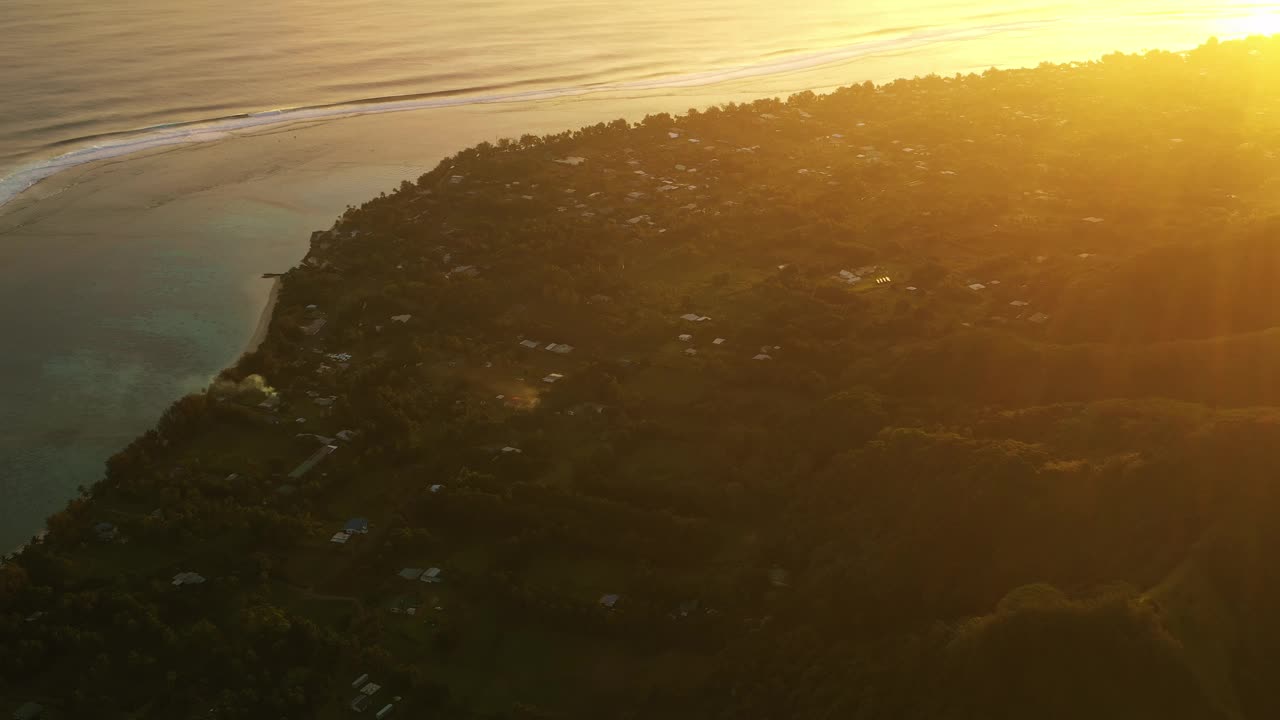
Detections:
[1, 0, 1277, 551]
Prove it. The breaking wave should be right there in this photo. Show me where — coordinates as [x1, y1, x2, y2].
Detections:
[0, 14, 1080, 211]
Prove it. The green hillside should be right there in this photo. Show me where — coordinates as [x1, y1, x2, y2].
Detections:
[6, 34, 1280, 719]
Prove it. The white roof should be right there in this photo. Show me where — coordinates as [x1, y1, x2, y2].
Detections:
[390, 314, 411, 323]
[753, 354, 773, 361]
[678, 334, 693, 341]
[968, 283, 987, 291]
[429, 484, 444, 493]
[1010, 300, 1030, 307]
[1081, 216, 1105, 223]
[712, 338, 726, 345]
[519, 339, 540, 348]
[554, 156, 586, 166]
[684, 348, 698, 355]
[330, 532, 350, 544]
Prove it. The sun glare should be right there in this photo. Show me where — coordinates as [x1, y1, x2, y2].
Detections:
[1229, 10, 1280, 38]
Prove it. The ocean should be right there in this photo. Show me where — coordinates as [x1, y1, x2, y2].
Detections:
[0, 0, 1276, 550]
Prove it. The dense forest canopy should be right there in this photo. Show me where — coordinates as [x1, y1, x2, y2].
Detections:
[5, 34, 1280, 719]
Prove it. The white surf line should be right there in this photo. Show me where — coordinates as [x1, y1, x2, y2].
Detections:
[0, 10, 1202, 212]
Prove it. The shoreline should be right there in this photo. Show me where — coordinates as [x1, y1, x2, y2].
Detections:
[247, 276, 282, 354]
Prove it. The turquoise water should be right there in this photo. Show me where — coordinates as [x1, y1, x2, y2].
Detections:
[1, 0, 1278, 550]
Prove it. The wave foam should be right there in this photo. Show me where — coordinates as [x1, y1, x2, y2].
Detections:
[0, 15, 1064, 211]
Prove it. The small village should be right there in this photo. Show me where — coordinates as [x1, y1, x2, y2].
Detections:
[5, 35, 1280, 719]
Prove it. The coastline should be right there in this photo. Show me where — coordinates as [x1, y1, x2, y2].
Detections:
[247, 276, 281, 354]
[6, 34, 1280, 715]
[0, 19, 1263, 553]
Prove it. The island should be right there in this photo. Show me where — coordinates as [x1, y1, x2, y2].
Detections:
[4, 35, 1280, 720]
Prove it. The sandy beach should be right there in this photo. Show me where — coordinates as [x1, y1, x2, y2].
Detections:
[247, 277, 281, 354]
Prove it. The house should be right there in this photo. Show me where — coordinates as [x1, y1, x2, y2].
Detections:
[258, 395, 281, 411]
[542, 373, 564, 384]
[713, 338, 726, 345]
[336, 429, 357, 442]
[360, 682, 382, 696]
[545, 343, 574, 354]
[680, 313, 711, 322]
[172, 572, 206, 586]
[968, 283, 987, 291]
[875, 276, 892, 285]
[350, 695, 372, 713]
[554, 156, 586, 166]
[1009, 300, 1030, 307]
[678, 334, 692, 342]
[519, 339, 541, 349]
[1081, 216, 1105, 223]
[344, 518, 369, 534]
[684, 348, 698, 356]
[599, 594, 620, 609]
[429, 484, 444, 493]
[501, 446, 523, 454]
[94, 522, 118, 542]
[12, 702, 43, 720]
[351, 674, 369, 689]
[301, 317, 327, 336]
[753, 354, 773, 361]
[767, 567, 791, 587]
[1028, 312, 1050, 324]
[421, 567, 442, 583]
[330, 532, 350, 544]
[288, 444, 337, 479]
[376, 704, 395, 719]
[399, 568, 425, 580]
[390, 314, 412, 323]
